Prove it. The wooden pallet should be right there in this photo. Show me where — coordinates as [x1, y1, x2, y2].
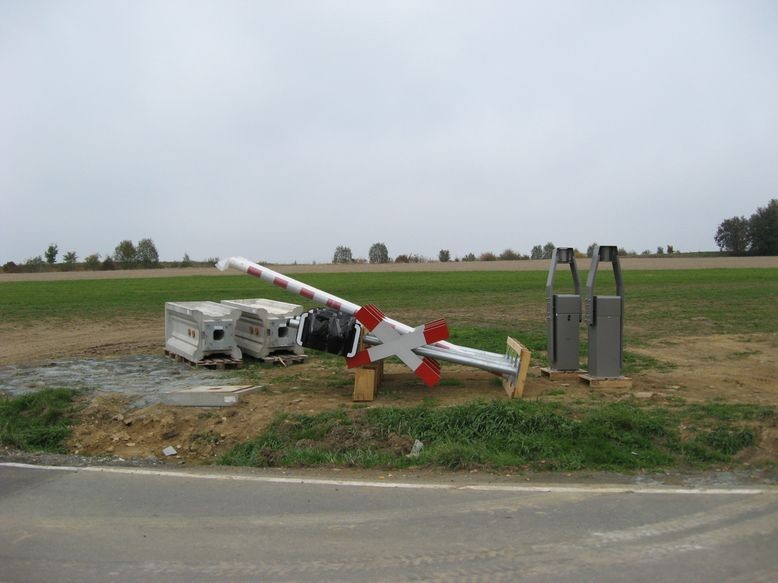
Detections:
[164, 350, 243, 370]
[259, 354, 308, 367]
[578, 373, 632, 389]
[540, 367, 586, 381]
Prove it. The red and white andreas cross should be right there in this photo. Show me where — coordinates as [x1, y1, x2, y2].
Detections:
[345, 304, 449, 387]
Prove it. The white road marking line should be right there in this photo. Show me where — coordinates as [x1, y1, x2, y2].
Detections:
[0, 462, 769, 495]
[590, 496, 776, 543]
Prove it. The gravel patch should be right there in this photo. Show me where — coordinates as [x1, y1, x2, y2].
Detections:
[0, 355, 237, 407]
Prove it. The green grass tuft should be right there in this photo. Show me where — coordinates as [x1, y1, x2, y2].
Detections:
[0, 388, 79, 453]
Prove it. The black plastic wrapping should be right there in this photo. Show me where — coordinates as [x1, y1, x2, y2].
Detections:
[298, 308, 359, 356]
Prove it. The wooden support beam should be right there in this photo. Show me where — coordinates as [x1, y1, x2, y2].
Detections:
[353, 361, 384, 402]
[502, 337, 532, 399]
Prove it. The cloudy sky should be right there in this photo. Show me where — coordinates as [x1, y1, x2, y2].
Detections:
[1, 1, 776, 264]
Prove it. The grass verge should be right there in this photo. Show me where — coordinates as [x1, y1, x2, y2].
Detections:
[220, 400, 774, 472]
[0, 389, 79, 453]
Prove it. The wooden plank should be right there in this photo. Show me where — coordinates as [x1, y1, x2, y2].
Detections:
[502, 337, 532, 399]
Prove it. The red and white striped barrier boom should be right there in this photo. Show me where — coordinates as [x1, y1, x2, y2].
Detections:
[218, 257, 471, 353]
[216, 257, 526, 390]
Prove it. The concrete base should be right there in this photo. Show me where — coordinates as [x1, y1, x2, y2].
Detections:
[162, 385, 260, 407]
[578, 374, 633, 389]
[540, 367, 586, 381]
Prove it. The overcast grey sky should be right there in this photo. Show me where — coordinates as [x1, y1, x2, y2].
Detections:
[1, 1, 776, 264]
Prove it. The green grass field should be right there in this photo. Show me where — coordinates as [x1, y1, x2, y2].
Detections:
[2, 269, 777, 340]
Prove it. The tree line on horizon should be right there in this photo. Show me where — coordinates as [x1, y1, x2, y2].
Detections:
[332, 242, 682, 265]
[714, 199, 778, 256]
[9, 201, 776, 275]
[1, 239, 217, 274]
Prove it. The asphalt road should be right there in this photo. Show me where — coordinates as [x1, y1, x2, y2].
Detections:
[1, 463, 777, 582]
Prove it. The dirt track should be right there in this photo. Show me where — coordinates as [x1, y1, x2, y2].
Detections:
[2, 255, 777, 283]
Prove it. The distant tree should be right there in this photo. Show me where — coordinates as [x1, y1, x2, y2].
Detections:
[586, 243, 597, 258]
[657, 246, 664, 255]
[3, 261, 20, 273]
[438, 249, 450, 262]
[84, 253, 100, 270]
[666, 244, 674, 255]
[62, 251, 77, 270]
[332, 245, 353, 264]
[530, 245, 543, 260]
[44, 243, 58, 264]
[714, 216, 750, 255]
[747, 199, 778, 255]
[136, 238, 160, 268]
[462, 252, 476, 262]
[479, 251, 497, 261]
[498, 248, 521, 260]
[101, 256, 115, 270]
[618, 247, 628, 256]
[368, 242, 390, 264]
[181, 253, 192, 267]
[394, 254, 409, 263]
[641, 249, 651, 256]
[206, 257, 220, 266]
[114, 240, 137, 268]
[24, 256, 45, 272]
[542, 242, 555, 259]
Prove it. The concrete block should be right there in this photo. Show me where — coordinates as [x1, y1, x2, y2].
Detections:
[221, 299, 305, 359]
[161, 384, 260, 407]
[165, 301, 242, 363]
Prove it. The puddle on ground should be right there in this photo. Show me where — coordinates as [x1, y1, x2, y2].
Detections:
[0, 355, 240, 407]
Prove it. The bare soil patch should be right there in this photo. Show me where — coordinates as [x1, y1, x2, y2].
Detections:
[49, 330, 777, 465]
[1, 317, 777, 465]
[632, 334, 778, 405]
[60, 336, 778, 463]
[0, 318, 161, 366]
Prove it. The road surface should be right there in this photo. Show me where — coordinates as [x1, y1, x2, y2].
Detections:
[1, 463, 777, 582]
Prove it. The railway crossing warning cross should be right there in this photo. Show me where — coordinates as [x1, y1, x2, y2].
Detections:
[346, 304, 449, 387]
